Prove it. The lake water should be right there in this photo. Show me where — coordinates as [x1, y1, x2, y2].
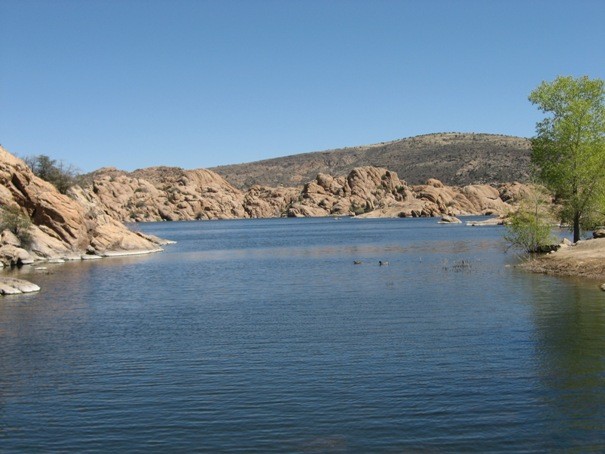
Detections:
[1, 217, 604, 452]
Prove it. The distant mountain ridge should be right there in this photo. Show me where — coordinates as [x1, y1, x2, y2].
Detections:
[210, 132, 531, 189]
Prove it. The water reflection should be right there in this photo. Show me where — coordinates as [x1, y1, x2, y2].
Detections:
[527, 275, 605, 447]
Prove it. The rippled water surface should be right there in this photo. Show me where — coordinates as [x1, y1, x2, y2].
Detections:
[1, 217, 605, 452]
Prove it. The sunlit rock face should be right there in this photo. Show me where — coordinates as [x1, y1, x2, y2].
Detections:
[80, 164, 527, 222]
[0, 146, 162, 263]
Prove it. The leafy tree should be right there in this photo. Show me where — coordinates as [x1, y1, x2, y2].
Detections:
[24, 154, 80, 194]
[529, 75, 605, 242]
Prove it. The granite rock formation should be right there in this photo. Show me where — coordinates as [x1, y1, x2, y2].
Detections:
[80, 165, 528, 222]
[0, 146, 163, 266]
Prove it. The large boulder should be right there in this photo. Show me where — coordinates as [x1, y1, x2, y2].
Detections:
[0, 245, 33, 267]
[0, 277, 40, 295]
[439, 215, 462, 224]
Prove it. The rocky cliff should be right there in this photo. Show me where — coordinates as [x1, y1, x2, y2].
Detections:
[0, 146, 164, 267]
[80, 165, 530, 222]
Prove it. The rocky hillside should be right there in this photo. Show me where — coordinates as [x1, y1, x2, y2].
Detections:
[211, 133, 531, 189]
[81, 164, 531, 222]
[0, 146, 165, 267]
[85, 166, 249, 221]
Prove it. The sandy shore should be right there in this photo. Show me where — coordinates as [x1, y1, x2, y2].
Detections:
[520, 237, 605, 281]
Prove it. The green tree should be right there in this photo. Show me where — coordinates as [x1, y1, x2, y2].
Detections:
[529, 75, 605, 243]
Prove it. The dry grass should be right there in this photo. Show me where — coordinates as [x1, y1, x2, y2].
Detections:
[211, 132, 531, 189]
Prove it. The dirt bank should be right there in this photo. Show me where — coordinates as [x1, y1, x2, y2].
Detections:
[520, 237, 605, 281]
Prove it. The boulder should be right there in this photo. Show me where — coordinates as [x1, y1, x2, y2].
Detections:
[1, 230, 21, 247]
[0, 277, 40, 295]
[0, 245, 33, 267]
[438, 215, 462, 224]
[593, 229, 605, 239]
[465, 217, 504, 226]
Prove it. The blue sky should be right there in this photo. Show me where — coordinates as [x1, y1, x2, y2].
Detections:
[1, 0, 604, 172]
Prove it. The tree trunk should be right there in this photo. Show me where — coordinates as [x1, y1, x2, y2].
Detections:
[573, 211, 581, 243]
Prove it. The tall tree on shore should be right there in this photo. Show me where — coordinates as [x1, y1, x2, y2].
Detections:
[529, 75, 605, 243]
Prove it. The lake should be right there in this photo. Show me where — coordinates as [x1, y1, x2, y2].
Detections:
[1, 217, 604, 452]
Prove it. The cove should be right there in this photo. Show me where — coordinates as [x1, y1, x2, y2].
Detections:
[1, 217, 604, 451]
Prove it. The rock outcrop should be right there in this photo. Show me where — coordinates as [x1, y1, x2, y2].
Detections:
[80, 165, 528, 222]
[286, 167, 521, 219]
[0, 277, 40, 295]
[85, 166, 246, 222]
[0, 146, 163, 266]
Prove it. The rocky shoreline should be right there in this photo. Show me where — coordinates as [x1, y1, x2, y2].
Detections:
[1, 142, 602, 294]
[0, 146, 172, 293]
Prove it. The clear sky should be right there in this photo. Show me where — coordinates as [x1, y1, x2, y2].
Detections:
[1, 0, 604, 172]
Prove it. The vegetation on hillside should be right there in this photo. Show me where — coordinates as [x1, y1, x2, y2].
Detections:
[0, 205, 32, 246]
[24, 154, 81, 194]
[211, 133, 531, 189]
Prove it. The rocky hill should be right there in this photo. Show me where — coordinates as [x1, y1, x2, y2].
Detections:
[0, 146, 165, 268]
[81, 164, 531, 222]
[210, 133, 531, 189]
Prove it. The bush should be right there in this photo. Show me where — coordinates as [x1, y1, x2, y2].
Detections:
[24, 154, 80, 194]
[504, 188, 556, 253]
[350, 201, 372, 215]
[0, 205, 32, 247]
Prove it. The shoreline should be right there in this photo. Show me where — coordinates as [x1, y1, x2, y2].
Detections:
[518, 237, 605, 283]
[0, 246, 171, 295]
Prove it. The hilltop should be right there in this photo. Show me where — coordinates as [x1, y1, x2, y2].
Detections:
[210, 132, 531, 189]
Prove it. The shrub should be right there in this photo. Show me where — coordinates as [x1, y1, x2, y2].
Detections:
[24, 154, 80, 194]
[0, 205, 32, 247]
[504, 188, 556, 253]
